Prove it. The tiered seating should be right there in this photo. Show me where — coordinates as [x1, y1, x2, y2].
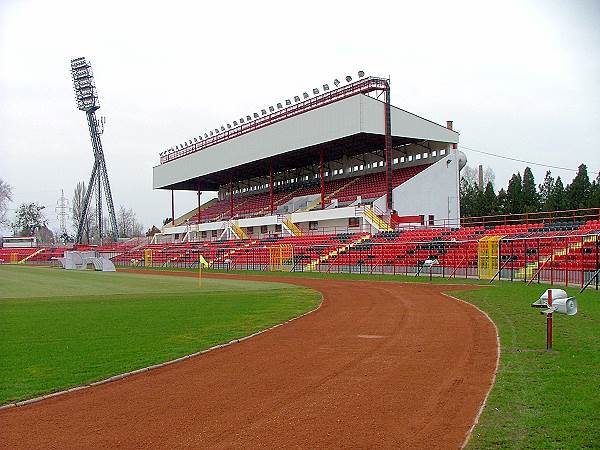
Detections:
[337, 164, 431, 202]
[187, 164, 431, 223]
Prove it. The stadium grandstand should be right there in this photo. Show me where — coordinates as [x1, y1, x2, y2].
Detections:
[153, 73, 463, 242]
[2, 72, 599, 289]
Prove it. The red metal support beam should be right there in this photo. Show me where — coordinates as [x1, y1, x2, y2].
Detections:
[269, 160, 274, 215]
[384, 80, 393, 210]
[229, 180, 233, 218]
[197, 181, 201, 223]
[320, 148, 325, 210]
[171, 189, 175, 225]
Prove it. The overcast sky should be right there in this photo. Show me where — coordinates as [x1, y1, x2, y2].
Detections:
[1, 0, 599, 235]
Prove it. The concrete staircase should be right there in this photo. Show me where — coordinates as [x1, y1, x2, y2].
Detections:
[305, 233, 371, 271]
[516, 236, 595, 279]
[304, 178, 360, 212]
[362, 206, 393, 232]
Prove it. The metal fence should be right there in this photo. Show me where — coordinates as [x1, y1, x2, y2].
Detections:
[115, 233, 600, 290]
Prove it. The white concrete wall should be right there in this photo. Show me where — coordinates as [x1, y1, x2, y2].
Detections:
[391, 151, 461, 225]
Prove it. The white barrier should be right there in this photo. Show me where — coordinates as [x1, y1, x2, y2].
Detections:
[58, 251, 116, 272]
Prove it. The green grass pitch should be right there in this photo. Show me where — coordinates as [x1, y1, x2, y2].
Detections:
[0, 265, 320, 404]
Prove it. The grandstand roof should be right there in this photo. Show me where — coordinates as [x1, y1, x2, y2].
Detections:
[153, 93, 459, 191]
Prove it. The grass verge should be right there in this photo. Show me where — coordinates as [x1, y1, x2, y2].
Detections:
[0, 266, 320, 404]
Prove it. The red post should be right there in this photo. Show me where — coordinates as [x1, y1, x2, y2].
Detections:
[547, 289, 553, 351]
[550, 243, 554, 285]
[581, 235, 584, 289]
[171, 189, 175, 225]
[229, 181, 233, 218]
[269, 160, 274, 215]
[565, 244, 569, 287]
[197, 182, 201, 223]
[320, 148, 325, 210]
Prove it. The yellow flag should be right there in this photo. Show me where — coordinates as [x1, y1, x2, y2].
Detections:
[199, 255, 209, 268]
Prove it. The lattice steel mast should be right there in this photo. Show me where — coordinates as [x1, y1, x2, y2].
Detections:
[70, 57, 119, 243]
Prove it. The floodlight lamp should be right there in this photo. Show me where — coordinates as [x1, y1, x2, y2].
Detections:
[294, 95, 301, 102]
[261, 109, 267, 115]
[346, 75, 352, 82]
[277, 103, 283, 109]
[303, 92, 309, 99]
[198, 136, 203, 141]
[204, 133, 208, 138]
[269, 106, 274, 112]
[210, 131, 214, 136]
[256, 112, 261, 118]
[286, 99, 291, 106]
[233, 121, 238, 126]
[227, 124, 232, 129]
[194, 137, 198, 142]
[313, 88, 319, 95]
[358, 70, 365, 78]
[221, 126, 225, 131]
[334, 79, 340, 87]
[215, 128, 219, 134]
[248, 115, 253, 120]
[175, 145, 179, 150]
[323, 84, 329, 91]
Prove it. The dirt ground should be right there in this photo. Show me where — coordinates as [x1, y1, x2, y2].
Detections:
[0, 271, 497, 449]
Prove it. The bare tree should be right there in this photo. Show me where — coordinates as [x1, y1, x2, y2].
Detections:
[117, 206, 144, 238]
[0, 178, 13, 226]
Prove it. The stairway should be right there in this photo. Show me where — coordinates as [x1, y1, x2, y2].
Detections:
[18, 248, 45, 263]
[209, 240, 258, 268]
[516, 236, 594, 279]
[230, 221, 248, 239]
[304, 178, 360, 212]
[305, 234, 371, 271]
[363, 206, 393, 232]
[281, 216, 303, 237]
[257, 189, 298, 216]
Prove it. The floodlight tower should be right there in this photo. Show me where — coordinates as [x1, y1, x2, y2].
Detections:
[70, 57, 119, 243]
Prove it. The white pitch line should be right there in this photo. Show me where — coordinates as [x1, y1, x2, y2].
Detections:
[441, 293, 501, 450]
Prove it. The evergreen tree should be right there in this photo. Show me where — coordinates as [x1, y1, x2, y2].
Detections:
[505, 172, 523, 214]
[522, 167, 539, 212]
[480, 181, 497, 215]
[588, 171, 600, 208]
[565, 164, 591, 209]
[538, 170, 555, 211]
[460, 176, 479, 217]
[547, 176, 567, 211]
[496, 188, 508, 214]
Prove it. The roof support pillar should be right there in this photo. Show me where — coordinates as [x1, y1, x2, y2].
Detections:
[229, 178, 233, 218]
[171, 189, 175, 225]
[197, 181, 201, 223]
[269, 160, 274, 215]
[320, 148, 325, 210]
[384, 80, 393, 210]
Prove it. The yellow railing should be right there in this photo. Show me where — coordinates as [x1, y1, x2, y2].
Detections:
[305, 234, 371, 271]
[304, 178, 360, 212]
[18, 248, 45, 264]
[230, 222, 248, 239]
[282, 216, 303, 236]
[516, 237, 595, 279]
[363, 206, 393, 232]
